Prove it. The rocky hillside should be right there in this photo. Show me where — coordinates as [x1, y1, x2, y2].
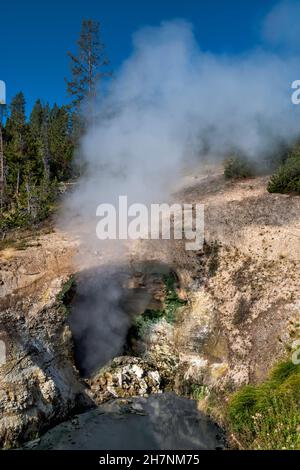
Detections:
[0, 169, 299, 447]
[131, 171, 300, 410]
[0, 227, 86, 447]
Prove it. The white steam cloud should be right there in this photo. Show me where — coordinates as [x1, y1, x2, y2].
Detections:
[63, 1, 300, 375]
[64, 4, 300, 227]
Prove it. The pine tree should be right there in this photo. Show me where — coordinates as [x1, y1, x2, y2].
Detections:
[5, 92, 27, 205]
[29, 99, 44, 138]
[2, 93, 55, 227]
[48, 104, 73, 180]
[66, 19, 110, 110]
[1, 87, 77, 230]
[30, 99, 50, 180]
[6, 92, 26, 135]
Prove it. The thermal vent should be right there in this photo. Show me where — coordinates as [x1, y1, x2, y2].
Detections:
[68, 262, 175, 377]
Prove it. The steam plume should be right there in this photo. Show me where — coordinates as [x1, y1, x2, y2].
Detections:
[63, 1, 300, 374]
[65, 4, 300, 228]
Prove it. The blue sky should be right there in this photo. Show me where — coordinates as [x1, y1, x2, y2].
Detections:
[0, 0, 278, 113]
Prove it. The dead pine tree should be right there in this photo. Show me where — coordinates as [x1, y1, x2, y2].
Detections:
[66, 18, 111, 112]
[65, 19, 111, 175]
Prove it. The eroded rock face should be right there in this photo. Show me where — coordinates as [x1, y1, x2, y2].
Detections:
[87, 356, 161, 404]
[141, 319, 178, 387]
[0, 231, 88, 448]
[0, 280, 88, 448]
[130, 174, 300, 401]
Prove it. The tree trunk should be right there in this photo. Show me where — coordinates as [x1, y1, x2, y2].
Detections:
[25, 178, 31, 214]
[15, 168, 20, 199]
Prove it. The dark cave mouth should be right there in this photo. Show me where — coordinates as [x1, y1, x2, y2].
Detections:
[64, 261, 180, 378]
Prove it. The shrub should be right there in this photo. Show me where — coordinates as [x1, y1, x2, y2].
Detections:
[224, 156, 254, 180]
[267, 149, 300, 194]
[190, 384, 209, 401]
[130, 273, 187, 341]
[228, 360, 300, 449]
[0, 180, 58, 235]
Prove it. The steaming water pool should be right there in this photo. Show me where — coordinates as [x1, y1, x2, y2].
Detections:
[23, 393, 225, 450]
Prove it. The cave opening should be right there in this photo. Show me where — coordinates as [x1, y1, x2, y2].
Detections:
[66, 261, 177, 378]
